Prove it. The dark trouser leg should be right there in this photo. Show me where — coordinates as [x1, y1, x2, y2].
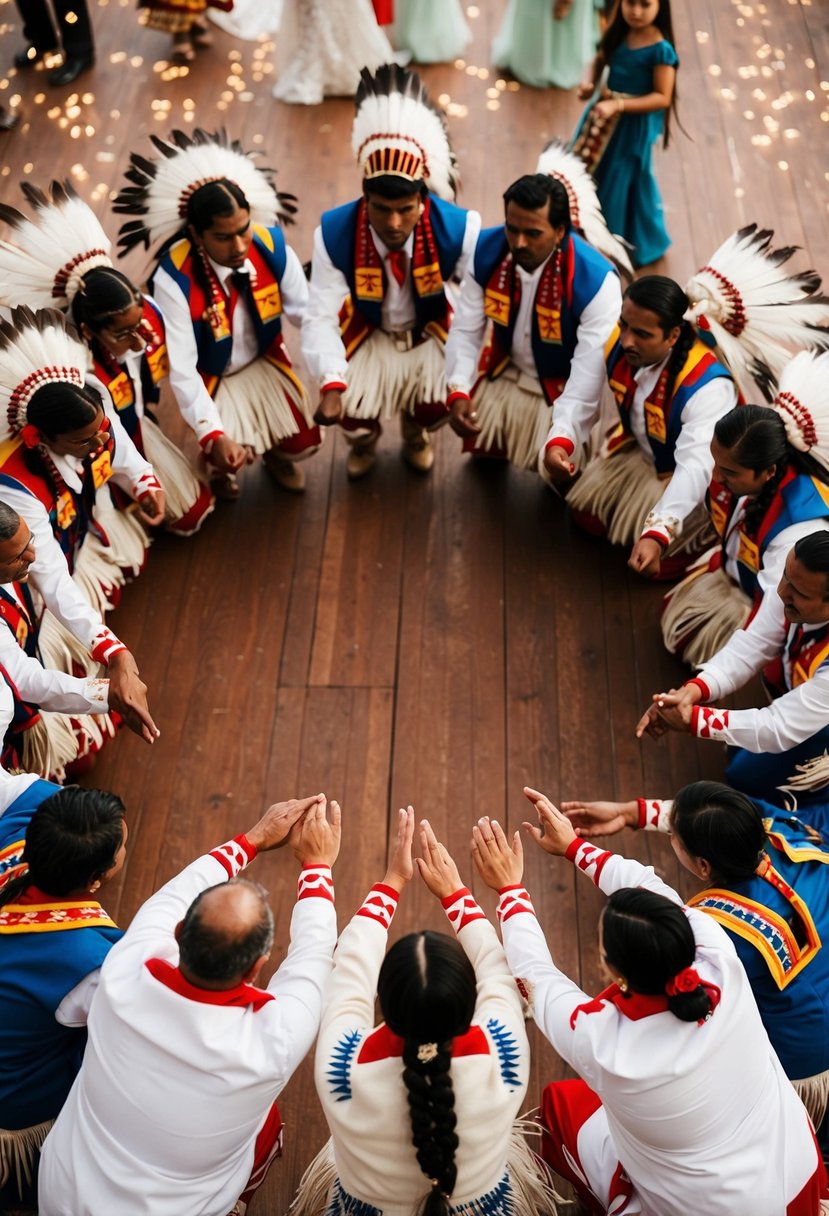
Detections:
[53, 0, 93, 57]
[15, 0, 59, 53]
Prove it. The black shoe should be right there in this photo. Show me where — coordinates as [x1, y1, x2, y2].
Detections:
[49, 54, 94, 86]
[14, 45, 51, 69]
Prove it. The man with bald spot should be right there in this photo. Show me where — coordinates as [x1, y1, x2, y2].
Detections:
[39, 793, 341, 1216]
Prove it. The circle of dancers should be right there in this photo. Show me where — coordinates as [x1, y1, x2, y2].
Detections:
[1, 45, 829, 1216]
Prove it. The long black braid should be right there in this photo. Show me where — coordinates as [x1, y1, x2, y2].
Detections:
[402, 1040, 458, 1215]
[377, 930, 477, 1214]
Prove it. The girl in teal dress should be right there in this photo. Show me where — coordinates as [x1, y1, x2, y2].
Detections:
[572, 0, 679, 267]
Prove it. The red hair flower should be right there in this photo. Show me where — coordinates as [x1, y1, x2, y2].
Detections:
[666, 967, 701, 996]
[21, 423, 42, 449]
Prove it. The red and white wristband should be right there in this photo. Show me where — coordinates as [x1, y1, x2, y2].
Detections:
[441, 886, 486, 934]
[356, 882, 399, 930]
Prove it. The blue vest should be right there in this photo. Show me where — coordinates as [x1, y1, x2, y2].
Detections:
[320, 195, 468, 333]
[0, 777, 60, 885]
[154, 225, 288, 381]
[691, 810, 829, 1081]
[472, 228, 615, 385]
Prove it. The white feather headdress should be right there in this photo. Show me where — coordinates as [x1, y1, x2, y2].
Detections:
[352, 64, 459, 202]
[0, 306, 86, 443]
[772, 349, 829, 471]
[114, 128, 296, 256]
[535, 139, 633, 278]
[683, 225, 829, 396]
[0, 181, 113, 310]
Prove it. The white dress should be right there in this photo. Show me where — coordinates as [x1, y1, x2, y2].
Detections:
[272, 0, 393, 105]
[209, 0, 282, 38]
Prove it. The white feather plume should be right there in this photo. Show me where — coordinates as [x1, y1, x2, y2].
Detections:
[773, 349, 829, 470]
[0, 182, 113, 309]
[0, 306, 86, 441]
[683, 224, 829, 395]
[114, 129, 294, 255]
[352, 64, 459, 201]
[535, 139, 632, 277]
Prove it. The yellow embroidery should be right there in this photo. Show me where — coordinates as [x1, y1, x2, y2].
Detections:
[737, 531, 760, 573]
[107, 371, 132, 411]
[56, 489, 77, 531]
[412, 262, 442, 296]
[355, 267, 383, 301]
[253, 281, 282, 322]
[89, 450, 113, 490]
[710, 497, 728, 538]
[644, 398, 667, 444]
[536, 305, 562, 344]
[146, 343, 169, 383]
[484, 289, 511, 324]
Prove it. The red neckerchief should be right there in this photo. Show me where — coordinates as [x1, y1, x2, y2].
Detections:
[356, 1022, 489, 1064]
[145, 957, 275, 1011]
[570, 980, 721, 1028]
[353, 196, 445, 306]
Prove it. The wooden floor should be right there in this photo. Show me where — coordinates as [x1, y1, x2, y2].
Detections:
[1, 0, 828, 1209]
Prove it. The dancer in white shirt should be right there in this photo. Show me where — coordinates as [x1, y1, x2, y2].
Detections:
[472, 790, 828, 1215]
[39, 793, 341, 1216]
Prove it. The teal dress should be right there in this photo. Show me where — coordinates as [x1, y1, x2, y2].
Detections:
[391, 0, 471, 64]
[492, 0, 601, 91]
[590, 39, 679, 266]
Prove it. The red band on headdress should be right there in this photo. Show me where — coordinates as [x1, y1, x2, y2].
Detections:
[775, 390, 818, 448]
[695, 266, 747, 336]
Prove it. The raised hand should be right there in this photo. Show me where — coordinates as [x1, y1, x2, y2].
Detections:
[471, 816, 523, 891]
[291, 796, 342, 867]
[383, 806, 415, 893]
[245, 793, 324, 853]
[415, 819, 463, 898]
[561, 799, 638, 837]
[522, 786, 577, 856]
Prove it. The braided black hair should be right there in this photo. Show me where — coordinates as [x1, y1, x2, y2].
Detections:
[377, 931, 477, 1213]
[69, 267, 142, 336]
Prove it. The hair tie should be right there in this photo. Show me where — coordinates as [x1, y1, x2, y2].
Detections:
[665, 966, 701, 996]
[417, 1042, 438, 1063]
[21, 423, 42, 449]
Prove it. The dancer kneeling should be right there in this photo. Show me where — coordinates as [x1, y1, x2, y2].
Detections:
[662, 351, 829, 666]
[472, 790, 828, 1215]
[293, 809, 556, 1216]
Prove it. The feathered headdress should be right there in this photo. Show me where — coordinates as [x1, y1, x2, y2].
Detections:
[0, 180, 114, 310]
[535, 138, 633, 278]
[352, 64, 459, 202]
[0, 306, 86, 445]
[113, 128, 296, 256]
[771, 349, 829, 472]
[683, 225, 829, 397]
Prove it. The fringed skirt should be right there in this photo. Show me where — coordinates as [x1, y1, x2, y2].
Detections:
[343, 331, 446, 423]
[290, 1119, 565, 1216]
[794, 1067, 829, 1133]
[34, 610, 120, 780]
[138, 0, 231, 35]
[661, 551, 752, 667]
[568, 445, 714, 557]
[215, 358, 313, 455]
[141, 416, 214, 536]
[0, 1117, 53, 1201]
[470, 366, 556, 471]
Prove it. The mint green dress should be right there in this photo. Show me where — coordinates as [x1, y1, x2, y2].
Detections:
[492, 0, 601, 90]
[391, 0, 471, 64]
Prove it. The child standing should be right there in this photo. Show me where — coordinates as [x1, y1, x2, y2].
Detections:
[492, 0, 601, 91]
[572, 0, 678, 267]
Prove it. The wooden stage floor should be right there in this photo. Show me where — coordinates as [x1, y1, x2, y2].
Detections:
[1, 0, 827, 1208]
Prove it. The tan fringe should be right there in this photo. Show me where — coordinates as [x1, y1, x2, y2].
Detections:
[21, 712, 78, 783]
[72, 534, 124, 616]
[794, 1068, 829, 1131]
[344, 331, 446, 423]
[288, 1118, 568, 1215]
[93, 495, 150, 583]
[37, 610, 99, 680]
[780, 752, 829, 794]
[289, 1137, 336, 1216]
[214, 360, 312, 455]
[661, 557, 751, 667]
[0, 1118, 53, 1196]
[471, 367, 556, 471]
[567, 447, 661, 544]
[141, 416, 214, 530]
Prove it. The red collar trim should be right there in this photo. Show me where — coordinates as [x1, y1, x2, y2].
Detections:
[570, 982, 669, 1028]
[357, 1023, 489, 1065]
[145, 958, 274, 1010]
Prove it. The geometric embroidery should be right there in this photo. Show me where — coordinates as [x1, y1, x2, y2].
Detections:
[694, 706, 729, 739]
[298, 866, 335, 903]
[0, 899, 117, 933]
[442, 888, 486, 934]
[356, 885, 397, 930]
[325, 1174, 514, 1215]
[327, 1029, 363, 1103]
[324, 1181, 381, 1216]
[689, 887, 819, 990]
[486, 1018, 521, 1089]
[572, 842, 612, 886]
[496, 886, 534, 923]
